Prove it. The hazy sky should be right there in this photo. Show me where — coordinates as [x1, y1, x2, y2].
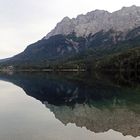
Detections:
[0, 0, 140, 59]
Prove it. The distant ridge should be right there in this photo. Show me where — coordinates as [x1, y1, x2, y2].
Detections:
[45, 5, 140, 39]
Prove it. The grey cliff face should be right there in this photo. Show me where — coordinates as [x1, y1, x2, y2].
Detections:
[45, 5, 140, 39]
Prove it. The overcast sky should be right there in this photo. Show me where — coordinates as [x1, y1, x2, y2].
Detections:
[0, 0, 140, 59]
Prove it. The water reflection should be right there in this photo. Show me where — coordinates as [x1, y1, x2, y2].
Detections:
[0, 72, 140, 138]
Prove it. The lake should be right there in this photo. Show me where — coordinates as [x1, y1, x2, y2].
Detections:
[0, 72, 140, 140]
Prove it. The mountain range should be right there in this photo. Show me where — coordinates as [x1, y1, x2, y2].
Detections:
[0, 5, 140, 71]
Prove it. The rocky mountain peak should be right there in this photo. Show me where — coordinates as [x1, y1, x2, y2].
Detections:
[44, 6, 140, 39]
[61, 16, 71, 22]
[121, 5, 138, 10]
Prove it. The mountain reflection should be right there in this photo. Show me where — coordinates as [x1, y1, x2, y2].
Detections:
[0, 72, 140, 137]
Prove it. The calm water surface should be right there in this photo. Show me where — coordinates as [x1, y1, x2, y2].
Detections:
[0, 72, 140, 140]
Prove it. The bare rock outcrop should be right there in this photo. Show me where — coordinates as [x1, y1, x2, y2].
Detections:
[45, 5, 140, 39]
